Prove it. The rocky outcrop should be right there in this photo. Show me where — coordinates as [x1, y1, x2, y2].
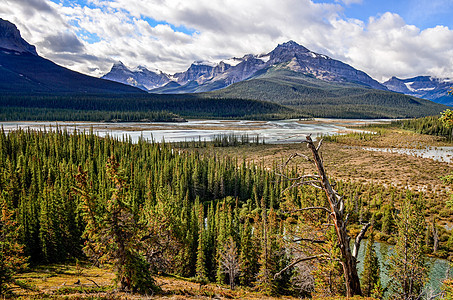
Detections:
[383, 76, 453, 104]
[102, 61, 171, 91]
[0, 18, 37, 55]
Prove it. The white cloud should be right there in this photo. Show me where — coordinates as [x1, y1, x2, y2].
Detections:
[337, 0, 363, 5]
[0, 0, 452, 82]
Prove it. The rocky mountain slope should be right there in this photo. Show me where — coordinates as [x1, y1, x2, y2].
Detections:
[0, 18, 143, 94]
[103, 41, 388, 94]
[101, 61, 171, 90]
[383, 76, 453, 105]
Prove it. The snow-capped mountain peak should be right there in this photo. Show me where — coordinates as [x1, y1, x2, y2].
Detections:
[104, 40, 386, 93]
[383, 75, 453, 104]
[192, 60, 218, 68]
[102, 61, 170, 91]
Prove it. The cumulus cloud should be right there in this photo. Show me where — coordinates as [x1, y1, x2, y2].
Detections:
[38, 32, 85, 53]
[337, 0, 362, 5]
[0, 0, 452, 81]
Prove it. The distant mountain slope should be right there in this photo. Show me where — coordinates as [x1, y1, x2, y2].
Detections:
[102, 40, 387, 94]
[206, 69, 448, 118]
[0, 18, 143, 94]
[383, 76, 453, 105]
[101, 61, 171, 91]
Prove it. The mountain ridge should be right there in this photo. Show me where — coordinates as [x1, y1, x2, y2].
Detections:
[0, 19, 37, 55]
[102, 40, 388, 94]
[383, 76, 453, 105]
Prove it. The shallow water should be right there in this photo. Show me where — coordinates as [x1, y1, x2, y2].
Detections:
[0, 119, 378, 144]
[356, 240, 450, 298]
[363, 146, 453, 163]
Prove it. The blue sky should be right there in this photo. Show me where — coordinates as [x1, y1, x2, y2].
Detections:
[314, 0, 453, 30]
[1, 0, 453, 81]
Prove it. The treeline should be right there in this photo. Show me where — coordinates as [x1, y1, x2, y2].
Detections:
[0, 107, 181, 122]
[0, 93, 302, 121]
[209, 71, 447, 118]
[0, 129, 449, 297]
[175, 133, 265, 148]
[389, 116, 453, 140]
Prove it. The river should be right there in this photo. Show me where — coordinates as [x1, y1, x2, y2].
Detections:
[0, 118, 383, 144]
[356, 240, 450, 298]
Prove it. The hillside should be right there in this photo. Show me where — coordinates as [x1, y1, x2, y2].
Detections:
[0, 93, 299, 121]
[0, 18, 143, 94]
[383, 76, 453, 105]
[0, 48, 145, 94]
[206, 68, 448, 118]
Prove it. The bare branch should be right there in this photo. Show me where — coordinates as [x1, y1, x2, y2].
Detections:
[339, 198, 345, 214]
[344, 213, 350, 226]
[283, 206, 331, 214]
[85, 278, 100, 288]
[281, 181, 323, 195]
[292, 237, 326, 244]
[275, 173, 320, 182]
[425, 292, 445, 300]
[280, 153, 311, 171]
[352, 223, 371, 259]
[274, 254, 327, 279]
[316, 138, 324, 151]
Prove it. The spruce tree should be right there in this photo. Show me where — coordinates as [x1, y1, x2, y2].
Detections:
[195, 202, 209, 282]
[75, 156, 158, 294]
[0, 191, 28, 296]
[360, 231, 380, 297]
[256, 199, 283, 295]
[239, 218, 258, 286]
[381, 204, 395, 235]
[387, 192, 427, 300]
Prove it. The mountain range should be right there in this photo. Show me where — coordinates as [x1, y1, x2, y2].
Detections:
[0, 17, 449, 119]
[383, 76, 453, 105]
[103, 41, 388, 94]
[102, 42, 452, 106]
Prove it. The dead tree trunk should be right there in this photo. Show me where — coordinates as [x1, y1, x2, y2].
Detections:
[304, 136, 364, 297]
[432, 220, 439, 253]
[277, 136, 368, 297]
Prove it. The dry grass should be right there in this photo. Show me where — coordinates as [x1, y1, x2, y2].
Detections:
[10, 263, 303, 299]
[192, 128, 453, 226]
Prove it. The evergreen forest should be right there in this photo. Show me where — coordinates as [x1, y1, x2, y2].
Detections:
[1, 127, 450, 299]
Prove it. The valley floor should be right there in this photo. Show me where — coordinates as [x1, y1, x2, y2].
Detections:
[10, 263, 376, 300]
[192, 127, 453, 230]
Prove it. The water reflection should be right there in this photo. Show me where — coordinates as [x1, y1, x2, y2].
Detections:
[356, 240, 450, 298]
[363, 146, 453, 163]
[0, 119, 379, 144]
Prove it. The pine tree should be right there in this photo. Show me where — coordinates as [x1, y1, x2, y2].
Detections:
[387, 192, 427, 300]
[312, 226, 345, 297]
[381, 203, 395, 235]
[239, 218, 258, 286]
[74, 156, 158, 294]
[0, 191, 28, 295]
[360, 231, 380, 297]
[256, 199, 283, 295]
[195, 202, 209, 282]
